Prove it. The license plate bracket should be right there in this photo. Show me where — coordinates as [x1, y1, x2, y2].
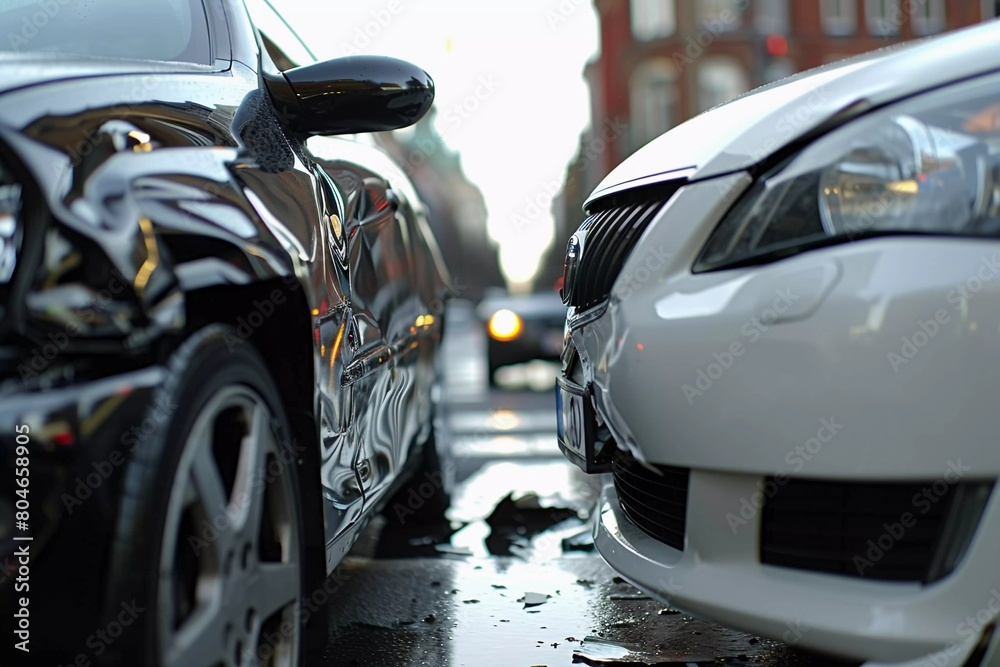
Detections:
[556, 377, 610, 473]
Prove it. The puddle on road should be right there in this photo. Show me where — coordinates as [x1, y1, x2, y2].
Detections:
[373, 459, 598, 561]
[336, 453, 859, 665]
[320, 555, 844, 667]
[319, 556, 856, 667]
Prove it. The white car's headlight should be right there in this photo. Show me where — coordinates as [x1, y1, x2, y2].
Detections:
[697, 74, 1000, 271]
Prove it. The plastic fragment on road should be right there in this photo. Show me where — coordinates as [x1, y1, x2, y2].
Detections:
[518, 591, 551, 608]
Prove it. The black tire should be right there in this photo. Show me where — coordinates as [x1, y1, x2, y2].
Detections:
[102, 325, 310, 666]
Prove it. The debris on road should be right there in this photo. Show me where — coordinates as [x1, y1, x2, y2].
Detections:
[519, 592, 551, 608]
[562, 525, 597, 552]
[572, 635, 716, 665]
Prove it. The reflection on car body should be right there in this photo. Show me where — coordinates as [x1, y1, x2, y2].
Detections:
[0, 0, 452, 664]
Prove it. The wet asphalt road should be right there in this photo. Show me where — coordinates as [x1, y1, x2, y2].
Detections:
[313, 303, 855, 667]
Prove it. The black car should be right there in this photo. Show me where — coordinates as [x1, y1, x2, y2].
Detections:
[0, 1, 453, 664]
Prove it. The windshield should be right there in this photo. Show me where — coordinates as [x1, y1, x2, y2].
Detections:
[0, 0, 212, 64]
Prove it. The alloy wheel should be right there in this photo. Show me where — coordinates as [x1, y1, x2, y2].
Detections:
[157, 386, 301, 667]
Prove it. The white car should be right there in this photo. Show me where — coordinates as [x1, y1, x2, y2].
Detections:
[557, 21, 1000, 667]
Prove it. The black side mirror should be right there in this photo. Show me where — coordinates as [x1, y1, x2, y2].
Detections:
[266, 56, 434, 136]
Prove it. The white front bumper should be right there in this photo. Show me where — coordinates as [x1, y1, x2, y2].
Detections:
[594, 479, 1000, 664]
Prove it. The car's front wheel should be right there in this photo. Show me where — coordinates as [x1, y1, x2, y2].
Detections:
[106, 326, 306, 667]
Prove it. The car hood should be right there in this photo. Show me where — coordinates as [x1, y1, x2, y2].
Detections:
[0, 53, 216, 96]
[586, 21, 1000, 209]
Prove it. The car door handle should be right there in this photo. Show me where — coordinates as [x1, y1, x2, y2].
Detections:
[342, 343, 391, 387]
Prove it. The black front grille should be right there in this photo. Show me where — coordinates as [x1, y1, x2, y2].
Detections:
[563, 200, 665, 309]
[613, 454, 689, 550]
[761, 478, 984, 582]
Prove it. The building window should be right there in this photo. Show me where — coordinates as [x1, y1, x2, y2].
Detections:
[865, 0, 901, 35]
[821, 0, 857, 35]
[630, 0, 676, 41]
[755, 0, 790, 34]
[630, 59, 677, 149]
[911, 0, 946, 34]
[983, 0, 1000, 19]
[699, 0, 745, 32]
[697, 57, 749, 112]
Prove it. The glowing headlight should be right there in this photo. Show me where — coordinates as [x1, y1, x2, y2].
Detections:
[488, 309, 523, 341]
[698, 74, 1000, 271]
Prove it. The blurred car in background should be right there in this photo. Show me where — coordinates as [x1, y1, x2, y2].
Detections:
[478, 289, 566, 385]
[558, 21, 1000, 667]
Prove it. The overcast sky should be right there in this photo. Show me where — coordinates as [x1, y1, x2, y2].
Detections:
[277, 0, 601, 287]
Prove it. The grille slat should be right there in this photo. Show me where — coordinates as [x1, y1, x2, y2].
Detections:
[761, 479, 958, 582]
[586, 203, 640, 303]
[613, 474, 687, 508]
[613, 454, 689, 551]
[563, 199, 666, 309]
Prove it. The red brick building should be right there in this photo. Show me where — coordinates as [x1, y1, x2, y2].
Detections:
[590, 0, 998, 176]
[538, 0, 999, 289]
